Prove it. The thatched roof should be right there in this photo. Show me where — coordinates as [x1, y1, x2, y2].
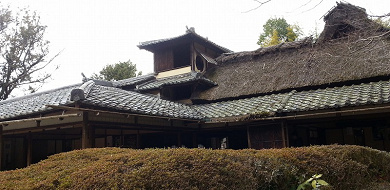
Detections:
[317, 2, 385, 43]
[193, 3, 390, 101]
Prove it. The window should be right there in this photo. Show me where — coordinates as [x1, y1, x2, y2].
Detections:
[173, 45, 190, 68]
[195, 55, 205, 72]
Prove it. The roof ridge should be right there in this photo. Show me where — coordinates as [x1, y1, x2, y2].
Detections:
[138, 31, 232, 53]
[216, 37, 313, 64]
[279, 90, 297, 112]
[80, 80, 96, 98]
[70, 80, 96, 101]
[114, 73, 156, 83]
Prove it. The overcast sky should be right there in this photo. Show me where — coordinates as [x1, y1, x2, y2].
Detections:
[2, 0, 390, 97]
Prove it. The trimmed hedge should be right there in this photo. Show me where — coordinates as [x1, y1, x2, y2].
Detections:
[0, 145, 389, 189]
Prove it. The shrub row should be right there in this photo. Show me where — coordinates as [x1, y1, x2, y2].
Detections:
[0, 145, 389, 189]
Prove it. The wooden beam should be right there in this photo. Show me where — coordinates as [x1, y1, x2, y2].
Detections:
[90, 121, 197, 131]
[0, 113, 81, 126]
[2, 121, 82, 135]
[26, 132, 32, 166]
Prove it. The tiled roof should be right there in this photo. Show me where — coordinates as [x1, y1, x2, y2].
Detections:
[137, 72, 217, 91]
[0, 84, 80, 120]
[1, 79, 389, 122]
[193, 93, 286, 119]
[138, 31, 232, 53]
[195, 80, 390, 120]
[112, 73, 156, 88]
[282, 80, 390, 112]
[81, 83, 204, 120]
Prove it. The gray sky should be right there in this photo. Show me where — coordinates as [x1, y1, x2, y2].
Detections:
[2, 0, 390, 96]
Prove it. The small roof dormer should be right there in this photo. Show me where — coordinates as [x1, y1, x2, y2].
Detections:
[138, 28, 232, 75]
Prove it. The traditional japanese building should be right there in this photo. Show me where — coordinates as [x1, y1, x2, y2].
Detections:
[1, 2, 390, 170]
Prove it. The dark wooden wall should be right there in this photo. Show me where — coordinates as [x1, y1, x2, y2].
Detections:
[248, 125, 284, 149]
[154, 50, 174, 73]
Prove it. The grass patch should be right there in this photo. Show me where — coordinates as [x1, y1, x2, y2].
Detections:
[0, 145, 389, 189]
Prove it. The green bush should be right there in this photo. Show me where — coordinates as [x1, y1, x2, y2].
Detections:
[0, 145, 389, 189]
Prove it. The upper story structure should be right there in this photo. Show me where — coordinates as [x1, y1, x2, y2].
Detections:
[138, 27, 231, 75]
[133, 28, 231, 103]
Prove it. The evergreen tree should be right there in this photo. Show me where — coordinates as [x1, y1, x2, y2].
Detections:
[257, 17, 301, 47]
[91, 60, 141, 81]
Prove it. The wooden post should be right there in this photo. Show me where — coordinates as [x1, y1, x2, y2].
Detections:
[136, 130, 141, 149]
[192, 133, 197, 148]
[0, 125, 3, 170]
[27, 132, 32, 166]
[104, 129, 107, 147]
[82, 112, 94, 149]
[247, 126, 252, 149]
[82, 125, 94, 149]
[177, 132, 182, 147]
[120, 129, 124, 147]
[285, 124, 290, 147]
[281, 121, 287, 148]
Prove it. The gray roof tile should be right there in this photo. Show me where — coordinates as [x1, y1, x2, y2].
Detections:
[194, 93, 287, 119]
[112, 73, 156, 88]
[81, 84, 204, 120]
[0, 84, 81, 120]
[282, 80, 390, 112]
[137, 72, 217, 91]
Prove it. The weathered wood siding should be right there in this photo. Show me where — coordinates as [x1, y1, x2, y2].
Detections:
[154, 50, 174, 73]
[194, 42, 218, 58]
[248, 125, 284, 149]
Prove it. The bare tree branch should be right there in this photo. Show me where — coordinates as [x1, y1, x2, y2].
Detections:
[242, 0, 272, 13]
[285, 0, 313, 13]
[300, 0, 324, 14]
[369, 13, 390, 18]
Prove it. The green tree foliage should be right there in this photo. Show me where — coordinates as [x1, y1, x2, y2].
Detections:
[91, 60, 141, 81]
[267, 30, 282, 46]
[374, 17, 390, 29]
[0, 4, 57, 100]
[257, 17, 301, 47]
